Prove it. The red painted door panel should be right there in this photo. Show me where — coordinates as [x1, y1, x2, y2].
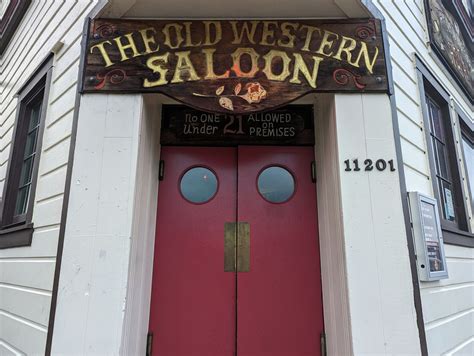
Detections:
[237, 146, 323, 356]
[149, 145, 323, 356]
[148, 147, 236, 356]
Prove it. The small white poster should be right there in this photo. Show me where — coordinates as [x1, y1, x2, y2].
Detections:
[444, 188, 455, 219]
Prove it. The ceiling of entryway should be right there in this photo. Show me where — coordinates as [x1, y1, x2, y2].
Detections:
[101, 0, 370, 18]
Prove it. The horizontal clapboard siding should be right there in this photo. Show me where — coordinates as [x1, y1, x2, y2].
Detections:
[0, 341, 22, 356]
[0, 313, 47, 355]
[373, 0, 474, 354]
[0, 0, 98, 354]
[0, 285, 51, 327]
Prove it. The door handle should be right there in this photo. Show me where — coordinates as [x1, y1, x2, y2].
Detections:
[224, 222, 250, 272]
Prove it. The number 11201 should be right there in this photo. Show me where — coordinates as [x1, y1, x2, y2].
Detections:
[344, 159, 396, 172]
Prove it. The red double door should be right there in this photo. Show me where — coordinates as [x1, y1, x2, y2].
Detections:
[149, 146, 323, 356]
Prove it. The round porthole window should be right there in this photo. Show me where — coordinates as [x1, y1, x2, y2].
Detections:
[180, 167, 218, 204]
[257, 166, 295, 203]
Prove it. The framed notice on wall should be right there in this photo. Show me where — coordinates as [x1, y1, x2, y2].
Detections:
[408, 192, 448, 281]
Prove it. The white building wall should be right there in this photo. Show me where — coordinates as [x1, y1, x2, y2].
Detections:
[372, 0, 474, 354]
[0, 1, 98, 354]
[0, 0, 471, 354]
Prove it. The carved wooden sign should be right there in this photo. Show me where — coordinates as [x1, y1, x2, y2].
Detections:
[83, 19, 388, 113]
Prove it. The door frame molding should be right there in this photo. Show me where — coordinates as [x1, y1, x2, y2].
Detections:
[120, 94, 327, 355]
[119, 94, 162, 354]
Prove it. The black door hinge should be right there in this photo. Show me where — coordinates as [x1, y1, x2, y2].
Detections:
[311, 161, 317, 183]
[146, 332, 153, 356]
[159, 160, 165, 181]
[320, 332, 327, 356]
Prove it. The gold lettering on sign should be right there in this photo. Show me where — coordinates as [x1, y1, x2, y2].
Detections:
[261, 21, 278, 46]
[230, 21, 259, 44]
[203, 21, 222, 46]
[183, 22, 202, 47]
[139, 27, 160, 55]
[144, 53, 170, 87]
[90, 41, 114, 67]
[114, 33, 141, 61]
[290, 54, 324, 88]
[333, 36, 357, 62]
[231, 47, 259, 77]
[316, 30, 339, 57]
[300, 25, 321, 51]
[171, 51, 200, 83]
[262, 50, 292, 81]
[86, 20, 386, 99]
[162, 23, 184, 49]
[278, 22, 299, 48]
[202, 48, 230, 79]
[350, 42, 379, 74]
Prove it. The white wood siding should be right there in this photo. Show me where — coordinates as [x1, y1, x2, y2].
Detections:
[372, 0, 474, 354]
[0, 1, 98, 354]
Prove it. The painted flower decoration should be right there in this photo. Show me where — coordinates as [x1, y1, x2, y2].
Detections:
[193, 82, 268, 111]
[241, 82, 268, 104]
[218, 97, 234, 111]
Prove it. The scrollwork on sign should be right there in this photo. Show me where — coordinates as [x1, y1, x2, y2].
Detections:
[355, 19, 376, 40]
[333, 68, 366, 90]
[95, 23, 115, 38]
[94, 69, 127, 90]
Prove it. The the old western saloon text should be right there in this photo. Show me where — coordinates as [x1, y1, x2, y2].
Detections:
[89, 20, 381, 89]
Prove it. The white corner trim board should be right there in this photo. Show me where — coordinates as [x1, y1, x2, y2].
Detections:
[50, 94, 143, 355]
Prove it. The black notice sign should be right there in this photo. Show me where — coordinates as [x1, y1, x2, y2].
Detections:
[161, 105, 314, 146]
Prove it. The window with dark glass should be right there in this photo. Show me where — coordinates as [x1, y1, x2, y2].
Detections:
[0, 56, 52, 249]
[14, 98, 42, 217]
[417, 57, 473, 247]
[425, 95, 461, 224]
[1, 87, 45, 228]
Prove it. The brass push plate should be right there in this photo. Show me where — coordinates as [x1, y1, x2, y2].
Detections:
[224, 222, 250, 272]
[224, 222, 236, 272]
[237, 222, 250, 272]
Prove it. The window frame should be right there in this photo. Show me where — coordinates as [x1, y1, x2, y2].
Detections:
[424, 93, 466, 230]
[0, 56, 53, 249]
[458, 105, 474, 215]
[416, 56, 474, 247]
